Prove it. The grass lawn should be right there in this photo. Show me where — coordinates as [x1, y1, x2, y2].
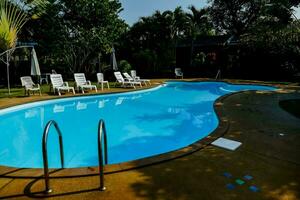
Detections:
[0, 82, 116, 98]
[0, 85, 51, 98]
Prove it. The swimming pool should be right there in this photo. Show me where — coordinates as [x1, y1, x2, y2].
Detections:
[0, 82, 276, 168]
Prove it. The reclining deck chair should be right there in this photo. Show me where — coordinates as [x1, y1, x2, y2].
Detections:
[20, 76, 41, 96]
[74, 73, 98, 93]
[114, 72, 141, 89]
[127, 71, 151, 86]
[50, 74, 75, 96]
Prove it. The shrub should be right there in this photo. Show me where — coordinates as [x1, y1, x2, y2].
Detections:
[119, 60, 132, 73]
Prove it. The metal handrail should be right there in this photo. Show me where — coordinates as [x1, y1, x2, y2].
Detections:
[98, 119, 108, 191]
[215, 69, 221, 80]
[42, 120, 64, 194]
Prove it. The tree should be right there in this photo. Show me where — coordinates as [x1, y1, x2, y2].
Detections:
[209, 0, 300, 37]
[24, 0, 127, 74]
[209, 0, 265, 37]
[186, 6, 214, 39]
[208, 0, 300, 80]
[0, 0, 48, 51]
[185, 6, 215, 67]
[118, 6, 217, 76]
[120, 10, 178, 74]
[164, 7, 189, 40]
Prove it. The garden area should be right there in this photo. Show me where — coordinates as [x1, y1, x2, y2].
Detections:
[1, 0, 300, 90]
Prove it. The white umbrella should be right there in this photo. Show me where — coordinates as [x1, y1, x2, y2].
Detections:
[0, 45, 38, 95]
[31, 48, 41, 76]
[111, 47, 118, 71]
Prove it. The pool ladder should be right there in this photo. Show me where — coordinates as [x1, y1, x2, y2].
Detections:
[42, 119, 108, 194]
[215, 69, 221, 80]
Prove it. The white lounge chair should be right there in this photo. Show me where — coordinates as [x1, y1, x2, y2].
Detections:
[130, 70, 140, 80]
[74, 73, 97, 94]
[129, 70, 151, 86]
[175, 68, 183, 79]
[97, 73, 110, 90]
[114, 72, 141, 88]
[20, 76, 42, 96]
[50, 74, 75, 96]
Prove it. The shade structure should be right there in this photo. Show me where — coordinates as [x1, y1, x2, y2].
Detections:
[111, 47, 118, 71]
[31, 48, 41, 76]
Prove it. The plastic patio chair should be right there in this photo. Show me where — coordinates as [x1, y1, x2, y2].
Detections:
[20, 76, 42, 96]
[97, 73, 110, 90]
[175, 68, 183, 79]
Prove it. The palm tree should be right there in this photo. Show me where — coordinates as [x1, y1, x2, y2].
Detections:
[0, 0, 48, 51]
[186, 6, 214, 66]
[164, 7, 189, 40]
[0, 0, 48, 95]
[187, 6, 214, 39]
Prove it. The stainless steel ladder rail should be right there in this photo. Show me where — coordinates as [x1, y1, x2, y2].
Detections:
[215, 69, 221, 80]
[98, 119, 108, 191]
[42, 120, 65, 194]
[42, 119, 108, 193]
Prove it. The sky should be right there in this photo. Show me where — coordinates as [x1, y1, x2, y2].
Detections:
[119, 0, 208, 26]
[119, 0, 300, 26]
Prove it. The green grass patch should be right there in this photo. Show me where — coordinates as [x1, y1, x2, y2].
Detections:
[0, 82, 117, 99]
[279, 99, 300, 119]
[0, 85, 52, 98]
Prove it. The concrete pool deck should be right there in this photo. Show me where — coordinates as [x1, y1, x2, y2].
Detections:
[0, 79, 300, 200]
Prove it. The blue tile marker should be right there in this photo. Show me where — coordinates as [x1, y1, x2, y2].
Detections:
[249, 186, 260, 192]
[226, 183, 235, 190]
[222, 172, 260, 192]
[244, 175, 253, 181]
[235, 179, 245, 185]
[223, 172, 232, 178]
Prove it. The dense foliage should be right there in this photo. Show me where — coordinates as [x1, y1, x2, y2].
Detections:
[117, 6, 214, 77]
[23, 0, 127, 75]
[209, 0, 300, 80]
[0, 0, 48, 51]
[1, 0, 300, 84]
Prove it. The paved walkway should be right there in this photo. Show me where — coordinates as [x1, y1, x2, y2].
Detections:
[0, 81, 300, 200]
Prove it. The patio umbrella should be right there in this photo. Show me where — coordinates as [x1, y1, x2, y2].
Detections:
[30, 48, 41, 76]
[111, 47, 118, 71]
[0, 45, 38, 95]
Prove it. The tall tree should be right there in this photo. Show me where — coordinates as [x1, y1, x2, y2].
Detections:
[186, 6, 214, 39]
[24, 0, 127, 73]
[209, 0, 264, 37]
[209, 0, 300, 79]
[164, 7, 189, 40]
[209, 0, 300, 37]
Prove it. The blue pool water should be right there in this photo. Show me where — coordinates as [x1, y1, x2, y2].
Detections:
[0, 82, 276, 168]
